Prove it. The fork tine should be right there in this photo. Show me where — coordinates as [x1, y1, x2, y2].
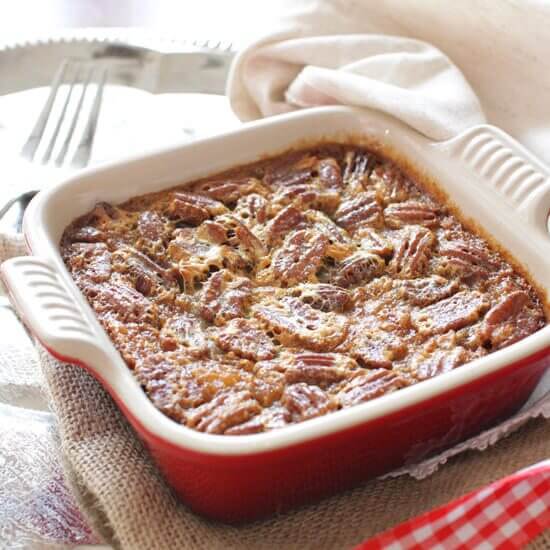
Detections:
[55, 65, 93, 167]
[71, 68, 107, 169]
[20, 60, 69, 161]
[42, 62, 81, 164]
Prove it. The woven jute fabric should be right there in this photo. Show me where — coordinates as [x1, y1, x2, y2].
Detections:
[40, 350, 550, 549]
[2, 234, 549, 549]
[38, 348, 550, 550]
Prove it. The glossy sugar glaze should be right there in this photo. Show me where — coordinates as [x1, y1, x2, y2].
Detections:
[60, 145, 547, 435]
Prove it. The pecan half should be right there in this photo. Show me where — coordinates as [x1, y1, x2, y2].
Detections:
[384, 201, 439, 228]
[337, 369, 408, 407]
[411, 346, 470, 381]
[439, 240, 498, 278]
[192, 177, 269, 204]
[481, 291, 544, 349]
[350, 331, 408, 369]
[195, 220, 227, 244]
[232, 217, 267, 259]
[485, 290, 529, 326]
[264, 154, 317, 187]
[283, 352, 358, 387]
[399, 276, 459, 307]
[412, 290, 490, 335]
[281, 383, 337, 421]
[167, 191, 227, 225]
[114, 245, 180, 296]
[262, 229, 329, 285]
[169, 200, 208, 225]
[265, 205, 307, 245]
[274, 183, 340, 214]
[254, 296, 348, 352]
[331, 252, 385, 288]
[225, 404, 293, 434]
[199, 269, 253, 325]
[334, 193, 383, 232]
[86, 278, 158, 326]
[206, 214, 267, 260]
[223, 417, 265, 435]
[390, 226, 435, 278]
[342, 150, 376, 186]
[186, 390, 262, 434]
[133, 353, 204, 416]
[65, 243, 112, 283]
[212, 318, 276, 361]
[291, 283, 352, 312]
[307, 210, 350, 245]
[369, 162, 418, 204]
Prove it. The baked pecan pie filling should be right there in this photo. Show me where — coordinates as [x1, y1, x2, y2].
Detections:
[61, 145, 547, 435]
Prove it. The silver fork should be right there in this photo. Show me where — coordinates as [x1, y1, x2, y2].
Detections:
[0, 59, 107, 229]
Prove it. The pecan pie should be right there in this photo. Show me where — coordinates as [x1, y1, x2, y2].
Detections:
[61, 145, 547, 435]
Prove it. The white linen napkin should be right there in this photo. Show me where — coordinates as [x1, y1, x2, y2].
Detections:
[226, 1, 550, 477]
[227, 0, 550, 165]
[229, 33, 485, 140]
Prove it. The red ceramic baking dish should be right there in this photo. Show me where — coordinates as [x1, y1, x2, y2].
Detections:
[2, 106, 550, 523]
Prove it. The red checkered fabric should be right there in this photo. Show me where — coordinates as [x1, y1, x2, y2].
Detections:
[358, 460, 550, 550]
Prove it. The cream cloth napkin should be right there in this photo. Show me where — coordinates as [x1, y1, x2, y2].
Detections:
[229, 33, 485, 140]
[227, 0, 550, 165]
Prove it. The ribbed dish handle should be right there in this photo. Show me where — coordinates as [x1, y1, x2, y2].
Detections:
[1, 256, 105, 364]
[435, 125, 550, 236]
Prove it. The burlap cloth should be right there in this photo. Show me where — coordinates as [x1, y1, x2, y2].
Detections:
[2, 230, 550, 549]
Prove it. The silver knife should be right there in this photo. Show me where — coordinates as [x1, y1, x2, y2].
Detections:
[0, 33, 235, 96]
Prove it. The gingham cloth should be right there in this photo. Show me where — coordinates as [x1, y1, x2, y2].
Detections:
[358, 460, 550, 549]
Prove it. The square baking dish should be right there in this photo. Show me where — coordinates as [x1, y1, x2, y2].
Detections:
[2, 106, 550, 523]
